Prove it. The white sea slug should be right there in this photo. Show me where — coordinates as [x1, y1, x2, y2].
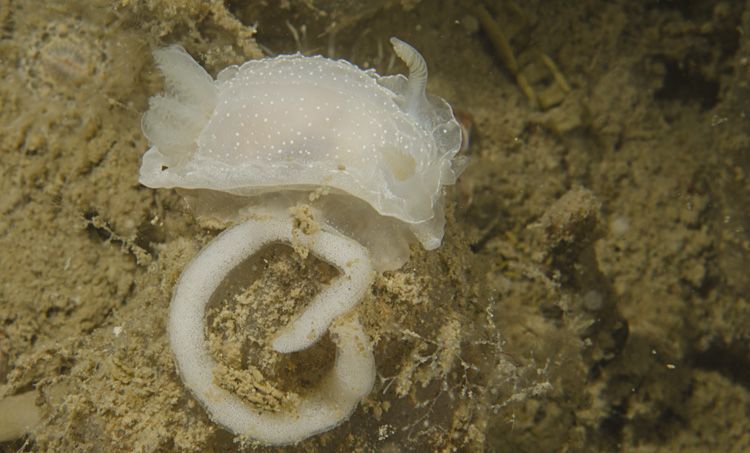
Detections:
[140, 38, 464, 445]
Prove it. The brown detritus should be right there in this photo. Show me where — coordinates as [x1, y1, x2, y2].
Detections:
[289, 203, 320, 259]
[83, 213, 153, 265]
[206, 244, 338, 402]
[213, 363, 298, 413]
[537, 186, 602, 273]
[0, 332, 8, 385]
[536, 187, 628, 368]
[289, 203, 321, 236]
[21, 19, 108, 96]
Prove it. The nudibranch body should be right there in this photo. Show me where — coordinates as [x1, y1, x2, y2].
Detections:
[140, 39, 464, 445]
[140, 38, 464, 268]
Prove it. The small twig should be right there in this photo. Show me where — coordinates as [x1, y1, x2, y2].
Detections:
[472, 2, 538, 107]
[540, 53, 572, 93]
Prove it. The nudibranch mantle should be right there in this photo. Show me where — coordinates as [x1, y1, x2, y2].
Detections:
[140, 39, 464, 260]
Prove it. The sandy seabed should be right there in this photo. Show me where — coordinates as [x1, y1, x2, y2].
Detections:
[1, 0, 749, 451]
